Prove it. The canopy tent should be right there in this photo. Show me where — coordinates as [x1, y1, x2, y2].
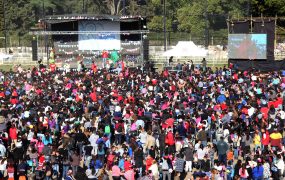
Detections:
[163, 41, 208, 57]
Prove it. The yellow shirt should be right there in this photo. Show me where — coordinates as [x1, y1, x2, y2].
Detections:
[253, 134, 261, 145]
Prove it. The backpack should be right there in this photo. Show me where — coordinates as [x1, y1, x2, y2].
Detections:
[117, 124, 123, 133]
[104, 125, 111, 134]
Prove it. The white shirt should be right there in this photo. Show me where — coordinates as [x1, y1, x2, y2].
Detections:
[197, 148, 206, 160]
[248, 107, 255, 117]
[89, 133, 99, 147]
[223, 129, 230, 142]
[195, 143, 201, 151]
[276, 158, 285, 173]
[0, 160, 7, 171]
[139, 132, 148, 144]
[0, 144, 6, 157]
[149, 164, 159, 177]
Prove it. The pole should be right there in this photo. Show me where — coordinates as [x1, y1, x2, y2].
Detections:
[43, 1, 48, 65]
[83, 0, 85, 14]
[3, 0, 7, 53]
[163, 0, 166, 52]
[123, 0, 126, 15]
[274, 14, 277, 50]
[204, 0, 208, 47]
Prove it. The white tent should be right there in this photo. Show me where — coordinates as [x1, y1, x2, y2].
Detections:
[0, 53, 13, 60]
[162, 41, 207, 57]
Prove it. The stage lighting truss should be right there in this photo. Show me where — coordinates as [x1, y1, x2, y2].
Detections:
[29, 30, 149, 35]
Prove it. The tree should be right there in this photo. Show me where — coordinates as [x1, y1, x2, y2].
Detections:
[177, 2, 206, 35]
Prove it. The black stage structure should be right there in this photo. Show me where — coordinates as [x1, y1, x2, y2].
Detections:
[228, 17, 285, 71]
[30, 15, 149, 68]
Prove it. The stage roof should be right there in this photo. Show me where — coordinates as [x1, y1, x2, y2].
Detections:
[42, 14, 146, 24]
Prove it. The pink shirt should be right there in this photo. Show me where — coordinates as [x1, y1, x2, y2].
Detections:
[112, 165, 121, 177]
[124, 169, 135, 180]
[37, 142, 44, 154]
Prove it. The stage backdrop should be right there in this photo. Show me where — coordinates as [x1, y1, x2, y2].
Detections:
[78, 20, 121, 50]
[253, 20, 275, 61]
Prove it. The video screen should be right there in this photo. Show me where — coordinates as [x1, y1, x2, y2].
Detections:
[78, 21, 121, 51]
[228, 34, 267, 59]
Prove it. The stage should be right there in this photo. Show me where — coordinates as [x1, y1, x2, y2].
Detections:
[30, 15, 149, 67]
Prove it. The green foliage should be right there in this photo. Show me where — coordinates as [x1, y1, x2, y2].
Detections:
[0, 0, 285, 47]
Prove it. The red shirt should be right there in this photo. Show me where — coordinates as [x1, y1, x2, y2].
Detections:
[90, 92, 97, 102]
[102, 51, 109, 58]
[268, 101, 275, 108]
[124, 160, 132, 171]
[262, 131, 270, 145]
[162, 118, 174, 129]
[163, 70, 169, 77]
[9, 127, 17, 140]
[10, 98, 18, 105]
[91, 64, 97, 72]
[165, 132, 175, 145]
[50, 64, 56, 72]
[145, 157, 154, 171]
[12, 90, 18, 97]
[260, 107, 269, 119]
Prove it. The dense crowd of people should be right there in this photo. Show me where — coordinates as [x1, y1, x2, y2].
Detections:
[0, 60, 284, 180]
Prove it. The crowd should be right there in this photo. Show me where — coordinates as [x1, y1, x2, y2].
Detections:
[0, 60, 284, 180]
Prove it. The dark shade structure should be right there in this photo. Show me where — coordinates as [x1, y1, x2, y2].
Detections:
[229, 20, 250, 34]
[229, 59, 285, 72]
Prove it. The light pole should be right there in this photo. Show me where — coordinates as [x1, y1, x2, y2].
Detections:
[163, 0, 166, 52]
[3, 0, 7, 53]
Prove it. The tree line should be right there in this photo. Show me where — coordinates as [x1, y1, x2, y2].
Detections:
[0, 0, 285, 47]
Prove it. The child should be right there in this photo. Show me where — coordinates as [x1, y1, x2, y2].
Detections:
[227, 148, 234, 165]
[226, 161, 234, 180]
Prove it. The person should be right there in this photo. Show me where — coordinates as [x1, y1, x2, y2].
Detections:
[65, 169, 75, 180]
[201, 58, 206, 71]
[102, 50, 109, 68]
[183, 144, 194, 172]
[190, 60, 194, 72]
[70, 151, 80, 176]
[216, 137, 229, 166]
[239, 163, 249, 180]
[148, 160, 159, 180]
[161, 156, 171, 180]
[111, 162, 122, 180]
[252, 160, 264, 180]
[110, 49, 119, 64]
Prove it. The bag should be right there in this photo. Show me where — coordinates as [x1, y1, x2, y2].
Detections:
[46, 170, 52, 177]
[0, 116, 5, 124]
[104, 125, 111, 134]
[169, 168, 173, 173]
[233, 142, 237, 148]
